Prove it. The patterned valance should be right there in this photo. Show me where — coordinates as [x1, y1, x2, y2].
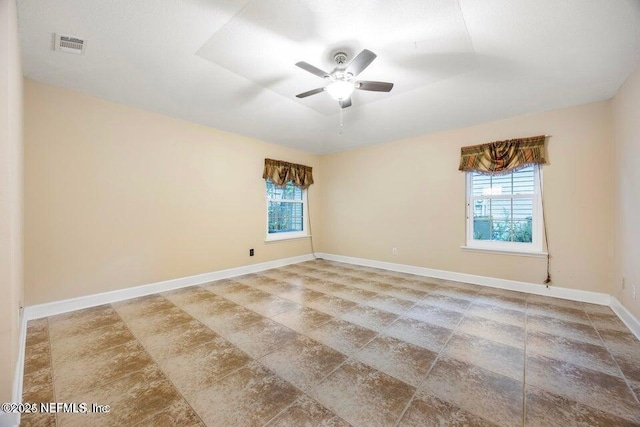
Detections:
[263, 158, 314, 189]
[459, 135, 547, 174]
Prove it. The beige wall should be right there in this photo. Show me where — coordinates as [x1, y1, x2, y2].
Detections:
[612, 65, 640, 319]
[0, 0, 23, 404]
[320, 101, 613, 294]
[24, 79, 321, 305]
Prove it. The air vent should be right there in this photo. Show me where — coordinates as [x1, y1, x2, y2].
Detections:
[55, 34, 86, 55]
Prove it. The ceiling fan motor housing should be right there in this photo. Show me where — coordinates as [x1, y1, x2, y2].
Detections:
[333, 52, 348, 66]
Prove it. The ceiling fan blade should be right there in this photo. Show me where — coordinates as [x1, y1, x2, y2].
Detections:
[296, 87, 326, 98]
[295, 61, 330, 79]
[356, 81, 394, 92]
[346, 49, 377, 76]
[339, 98, 352, 109]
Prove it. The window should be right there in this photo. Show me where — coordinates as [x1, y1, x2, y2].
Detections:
[466, 164, 543, 253]
[266, 179, 307, 240]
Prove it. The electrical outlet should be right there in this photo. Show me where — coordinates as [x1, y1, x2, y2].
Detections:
[392, 248, 398, 256]
[622, 278, 626, 289]
[632, 284, 636, 300]
[249, 248, 254, 257]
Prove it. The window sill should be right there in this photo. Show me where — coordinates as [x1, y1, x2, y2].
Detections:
[460, 246, 548, 258]
[265, 234, 311, 243]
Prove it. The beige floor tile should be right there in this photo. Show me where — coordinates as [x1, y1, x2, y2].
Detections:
[328, 287, 378, 304]
[25, 319, 49, 348]
[381, 286, 431, 302]
[57, 364, 182, 427]
[159, 336, 251, 397]
[340, 305, 399, 331]
[223, 286, 276, 306]
[205, 281, 252, 296]
[526, 331, 621, 377]
[384, 317, 453, 352]
[266, 395, 349, 427]
[242, 293, 300, 317]
[598, 329, 640, 357]
[312, 359, 415, 427]
[442, 333, 524, 381]
[22, 368, 54, 403]
[589, 312, 631, 333]
[398, 390, 496, 427]
[396, 279, 440, 293]
[161, 285, 221, 307]
[631, 381, 640, 402]
[404, 303, 463, 329]
[260, 335, 347, 391]
[527, 314, 602, 345]
[271, 306, 334, 333]
[421, 356, 523, 427]
[479, 287, 528, 301]
[614, 353, 640, 383]
[355, 334, 437, 387]
[48, 305, 122, 340]
[583, 303, 616, 315]
[53, 340, 155, 401]
[354, 281, 396, 294]
[112, 294, 176, 320]
[20, 412, 56, 427]
[526, 353, 640, 423]
[303, 281, 348, 294]
[135, 399, 204, 427]
[473, 294, 528, 312]
[305, 295, 359, 317]
[441, 281, 483, 293]
[226, 318, 300, 358]
[526, 301, 591, 325]
[363, 294, 415, 315]
[526, 294, 585, 310]
[261, 282, 304, 296]
[179, 294, 239, 318]
[49, 320, 136, 365]
[23, 341, 51, 376]
[467, 302, 526, 326]
[419, 294, 472, 314]
[429, 287, 478, 302]
[525, 384, 638, 427]
[307, 319, 378, 355]
[457, 315, 524, 349]
[121, 306, 195, 337]
[138, 318, 218, 362]
[194, 304, 265, 335]
[188, 361, 300, 427]
[274, 286, 326, 304]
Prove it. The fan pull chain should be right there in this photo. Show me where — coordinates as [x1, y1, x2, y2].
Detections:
[339, 106, 344, 134]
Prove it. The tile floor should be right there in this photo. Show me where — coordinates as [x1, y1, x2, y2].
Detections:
[21, 260, 640, 426]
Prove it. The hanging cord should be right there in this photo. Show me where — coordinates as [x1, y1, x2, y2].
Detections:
[538, 167, 551, 287]
[306, 188, 318, 260]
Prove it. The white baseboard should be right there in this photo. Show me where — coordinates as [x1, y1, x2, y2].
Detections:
[316, 253, 611, 306]
[8, 308, 28, 426]
[610, 297, 640, 341]
[23, 254, 315, 321]
[0, 413, 19, 427]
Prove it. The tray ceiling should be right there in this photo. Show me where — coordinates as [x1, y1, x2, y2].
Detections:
[17, 0, 640, 153]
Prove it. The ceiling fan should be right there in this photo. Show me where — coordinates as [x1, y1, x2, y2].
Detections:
[295, 49, 394, 109]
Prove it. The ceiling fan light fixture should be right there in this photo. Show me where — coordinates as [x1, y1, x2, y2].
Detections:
[326, 80, 354, 101]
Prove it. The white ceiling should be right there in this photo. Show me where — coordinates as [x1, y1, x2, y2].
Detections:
[17, 0, 640, 154]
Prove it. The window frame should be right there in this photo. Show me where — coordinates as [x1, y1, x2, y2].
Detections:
[265, 179, 309, 242]
[464, 165, 544, 254]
